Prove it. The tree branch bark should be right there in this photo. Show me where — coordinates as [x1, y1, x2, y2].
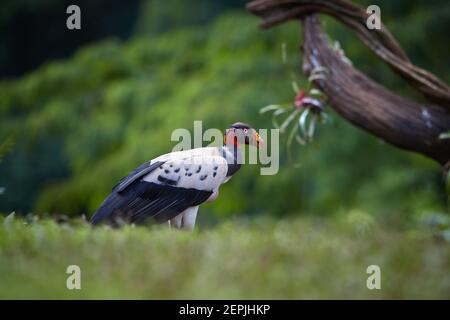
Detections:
[247, 0, 450, 166]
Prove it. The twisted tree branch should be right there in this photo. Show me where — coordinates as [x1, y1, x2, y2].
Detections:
[247, 0, 450, 165]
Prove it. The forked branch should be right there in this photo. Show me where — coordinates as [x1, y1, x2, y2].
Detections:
[247, 0, 450, 166]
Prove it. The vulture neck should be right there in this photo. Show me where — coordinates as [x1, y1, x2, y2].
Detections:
[221, 143, 242, 177]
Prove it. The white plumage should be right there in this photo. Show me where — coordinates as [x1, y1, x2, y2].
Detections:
[145, 147, 229, 191]
[142, 148, 230, 229]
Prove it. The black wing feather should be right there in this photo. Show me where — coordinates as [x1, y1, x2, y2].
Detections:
[91, 181, 212, 226]
[113, 160, 165, 193]
[91, 159, 214, 226]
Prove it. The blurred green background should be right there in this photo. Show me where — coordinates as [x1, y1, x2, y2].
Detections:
[0, 0, 449, 223]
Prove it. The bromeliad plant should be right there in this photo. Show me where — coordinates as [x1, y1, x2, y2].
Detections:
[260, 44, 331, 162]
[260, 40, 354, 162]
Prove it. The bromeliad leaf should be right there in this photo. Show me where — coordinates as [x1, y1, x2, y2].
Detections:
[286, 120, 303, 168]
[259, 104, 284, 114]
[310, 66, 328, 75]
[320, 112, 331, 124]
[272, 108, 289, 128]
[308, 73, 327, 82]
[291, 79, 300, 94]
[280, 109, 301, 133]
[296, 134, 307, 146]
[308, 66, 328, 82]
[308, 116, 318, 141]
[309, 88, 326, 98]
[287, 120, 299, 163]
[299, 108, 310, 138]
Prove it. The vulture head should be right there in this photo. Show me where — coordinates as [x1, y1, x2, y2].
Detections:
[224, 122, 263, 148]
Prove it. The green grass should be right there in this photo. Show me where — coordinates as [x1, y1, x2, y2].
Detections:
[0, 213, 449, 299]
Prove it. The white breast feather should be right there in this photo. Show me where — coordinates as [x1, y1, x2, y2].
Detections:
[143, 149, 228, 191]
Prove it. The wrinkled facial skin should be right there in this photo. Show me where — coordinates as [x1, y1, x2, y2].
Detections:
[225, 127, 262, 148]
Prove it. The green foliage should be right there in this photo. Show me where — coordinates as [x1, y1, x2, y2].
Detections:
[0, 136, 14, 163]
[0, 215, 449, 299]
[133, 0, 245, 35]
[0, 6, 447, 220]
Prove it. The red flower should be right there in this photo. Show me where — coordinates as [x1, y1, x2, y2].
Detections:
[294, 90, 306, 108]
[294, 90, 324, 113]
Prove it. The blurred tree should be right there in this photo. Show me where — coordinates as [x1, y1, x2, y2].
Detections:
[0, 0, 247, 78]
[0, 0, 143, 78]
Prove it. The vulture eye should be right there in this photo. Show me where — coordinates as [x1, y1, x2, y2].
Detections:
[243, 128, 248, 133]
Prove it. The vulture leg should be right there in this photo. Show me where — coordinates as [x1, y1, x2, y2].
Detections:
[206, 188, 219, 203]
[181, 206, 199, 231]
[170, 214, 183, 229]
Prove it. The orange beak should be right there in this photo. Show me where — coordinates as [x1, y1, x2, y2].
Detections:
[254, 131, 264, 149]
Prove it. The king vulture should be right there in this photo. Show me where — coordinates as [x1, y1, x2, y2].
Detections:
[90, 122, 263, 230]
